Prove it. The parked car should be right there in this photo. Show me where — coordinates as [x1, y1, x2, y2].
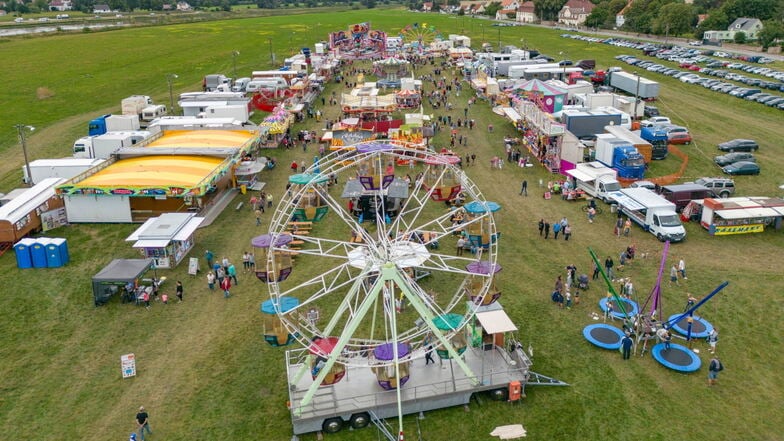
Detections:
[714, 152, 755, 166]
[668, 132, 693, 145]
[643, 106, 659, 117]
[629, 180, 657, 190]
[641, 116, 671, 127]
[694, 177, 736, 198]
[718, 139, 759, 152]
[722, 161, 760, 175]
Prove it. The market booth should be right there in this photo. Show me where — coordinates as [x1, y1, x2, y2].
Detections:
[92, 258, 154, 306]
[125, 213, 204, 268]
[0, 178, 66, 243]
[57, 155, 233, 223]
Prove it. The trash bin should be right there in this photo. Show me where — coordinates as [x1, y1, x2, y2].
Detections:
[610, 204, 618, 213]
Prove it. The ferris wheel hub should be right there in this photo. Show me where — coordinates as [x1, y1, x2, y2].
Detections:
[347, 241, 430, 271]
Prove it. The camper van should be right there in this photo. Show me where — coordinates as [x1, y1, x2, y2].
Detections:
[232, 77, 252, 93]
[141, 105, 167, 122]
[246, 78, 288, 93]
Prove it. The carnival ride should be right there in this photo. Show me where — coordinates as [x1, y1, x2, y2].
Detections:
[260, 141, 565, 438]
[399, 23, 441, 53]
[582, 243, 727, 373]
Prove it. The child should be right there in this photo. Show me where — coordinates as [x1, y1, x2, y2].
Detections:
[161, 293, 169, 305]
[565, 291, 572, 309]
[574, 290, 581, 305]
[207, 272, 215, 290]
[142, 291, 151, 309]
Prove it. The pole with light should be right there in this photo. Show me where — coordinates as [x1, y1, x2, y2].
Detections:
[166, 73, 178, 115]
[231, 50, 240, 81]
[559, 51, 567, 82]
[15, 124, 35, 186]
[497, 27, 501, 52]
[268, 38, 275, 64]
[634, 71, 641, 120]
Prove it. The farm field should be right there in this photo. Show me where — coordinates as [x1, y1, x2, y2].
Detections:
[0, 9, 783, 441]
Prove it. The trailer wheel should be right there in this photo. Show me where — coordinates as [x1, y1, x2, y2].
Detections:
[349, 412, 371, 429]
[657, 233, 665, 242]
[322, 417, 344, 434]
[490, 387, 509, 401]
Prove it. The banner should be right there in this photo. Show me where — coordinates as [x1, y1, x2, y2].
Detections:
[712, 224, 764, 236]
[121, 353, 137, 379]
[41, 208, 68, 232]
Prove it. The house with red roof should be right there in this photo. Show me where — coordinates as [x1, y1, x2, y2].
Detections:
[558, 0, 595, 27]
[516, 1, 536, 23]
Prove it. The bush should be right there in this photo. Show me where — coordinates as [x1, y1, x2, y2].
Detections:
[733, 31, 747, 44]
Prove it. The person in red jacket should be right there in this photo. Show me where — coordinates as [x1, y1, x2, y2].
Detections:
[220, 277, 231, 299]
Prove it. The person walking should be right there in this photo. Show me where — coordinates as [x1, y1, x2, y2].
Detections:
[669, 264, 679, 286]
[266, 192, 273, 208]
[707, 355, 724, 386]
[425, 344, 435, 365]
[204, 249, 214, 270]
[678, 258, 687, 279]
[207, 272, 215, 291]
[707, 328, 719, 354]
[623, 218, 632, 237]
[604, 256, 615, 281]
[538, 219, 544, 236]
[544, 222, 550, 239]
[615, 217, 624, 237]
[135, 406, 152, 441]
[220, 276, 232, 299]
[520, 180, 528, 196]
[621, 332, 634, 360]
[587, 206, 596, 223]
[228, 263, 239, 285]
[255, 208, 262, 226]
[552, 221, 561, 240]
[456, 236, 465, 256]
[563, 224, 572, 241]
[175, 280, 183, 302]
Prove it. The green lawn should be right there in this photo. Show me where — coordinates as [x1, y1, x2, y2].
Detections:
[0, 9, 782, 441]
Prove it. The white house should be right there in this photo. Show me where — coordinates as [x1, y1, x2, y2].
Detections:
[558, 0, 595, 27]
[48, 0, 72, 11]
[516, 1, 536, 23]
[615, 1, 631, 29]
[704, 17, 764, 42]
[93, 4, 111, 13]
[176, 1, 191, 10]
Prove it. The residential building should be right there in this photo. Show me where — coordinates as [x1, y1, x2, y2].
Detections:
[704, 17, 764, 42]
[516, 1, 536, 23]
[48, 0, 72, 11]
[616, 1, 631, 29]
[558, 0, 595, 27]
[93, 4, 111, 13]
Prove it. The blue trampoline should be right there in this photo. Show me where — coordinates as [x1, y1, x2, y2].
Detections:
[598, 297, 639, 319]
[583, 324, 625, 350]
[667, 314, 713, 339]
[651, 343, 701, 372]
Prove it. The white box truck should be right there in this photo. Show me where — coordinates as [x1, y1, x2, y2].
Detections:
[121, 95, 153, 117]
[615, 188, 687, 242]
[105, 114, 141, 132]
[22, 158, 105, 185]
[73, 131, 151, 159]
[565, 162, 623, 203]
[202, 104, 251, 123]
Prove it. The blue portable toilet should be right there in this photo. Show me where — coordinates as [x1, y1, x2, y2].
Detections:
[30, 238, 50, 268]
[46, 238, 67, 268]
[58, 238, 70, 265]
[13, 238, 36, 269]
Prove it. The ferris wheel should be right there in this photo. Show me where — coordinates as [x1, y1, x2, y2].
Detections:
[399, 22, 441, 50]
[258, 142, 502, 434]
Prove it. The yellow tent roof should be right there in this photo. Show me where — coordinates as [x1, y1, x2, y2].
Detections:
[75, 156, 225, 188]
[146, 130, 258, 149]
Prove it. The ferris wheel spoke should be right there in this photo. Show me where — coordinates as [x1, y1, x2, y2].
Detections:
[275, 260, 363, 305]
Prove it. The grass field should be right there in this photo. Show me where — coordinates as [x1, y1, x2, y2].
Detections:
[0, 9, 783, 441]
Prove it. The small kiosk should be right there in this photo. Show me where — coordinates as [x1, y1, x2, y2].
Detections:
[261, 297, 300, 346]
[465, 261, 502, 306]
[468, 301, 518, 352]
[125, 213, 204, 269]
[92, 258, 154, 306]
[289, 174, 330, 222]
[463, 201, 501, 250]
[422, 155, 462, 201]
[252, 234, 294, 283]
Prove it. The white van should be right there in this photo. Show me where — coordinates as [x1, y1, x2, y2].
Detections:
[232, 77, 251, 93]
[141, 105, 167, 122]
[246, 78, 287, 93]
